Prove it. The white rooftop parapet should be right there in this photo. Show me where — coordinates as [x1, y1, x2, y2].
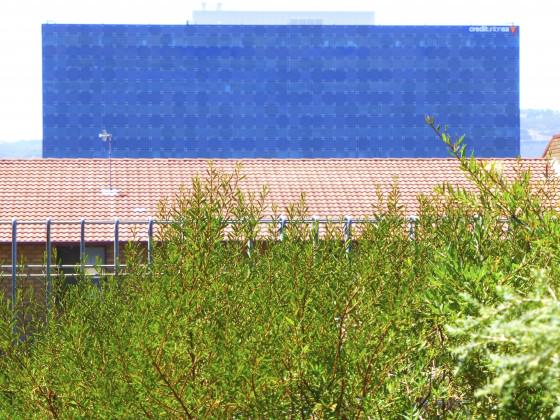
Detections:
[191, 11, 375, 25]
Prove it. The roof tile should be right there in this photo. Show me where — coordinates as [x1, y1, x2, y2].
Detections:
[0, 158, 551, 242]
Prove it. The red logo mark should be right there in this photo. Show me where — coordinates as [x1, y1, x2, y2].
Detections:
[510, 26, 518, 34]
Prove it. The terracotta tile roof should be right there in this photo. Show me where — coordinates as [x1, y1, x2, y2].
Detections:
[543, 134, 560, 158]
[0, 158, 551, 242]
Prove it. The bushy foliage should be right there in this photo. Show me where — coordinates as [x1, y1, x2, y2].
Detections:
[0, 120, 559, 417]
[449, 273, 560, 418]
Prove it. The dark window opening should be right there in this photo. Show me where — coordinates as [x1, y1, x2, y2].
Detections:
[56, 245, 106, 284]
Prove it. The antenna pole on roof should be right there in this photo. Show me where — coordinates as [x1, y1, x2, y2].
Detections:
[99, 129, 113, 191]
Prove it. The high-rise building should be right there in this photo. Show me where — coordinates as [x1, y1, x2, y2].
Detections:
[42, 24, 519, 158]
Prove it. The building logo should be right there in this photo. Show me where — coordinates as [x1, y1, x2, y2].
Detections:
[468, 26, 515, 33]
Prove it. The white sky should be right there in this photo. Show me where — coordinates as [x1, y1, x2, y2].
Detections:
[0, 0, 559, 143]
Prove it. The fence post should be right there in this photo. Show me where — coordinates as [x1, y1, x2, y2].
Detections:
[11, 218, 17, 310]
[46, 218, 52, 312]
[408, 216, 418, 241]
[80, 218, 85, 274]
[312, 216, 319, 248]
[247, 238, 253, 257]
[114, 219, 120, 275]
[147, 217, 154, 267]
[344, 216, 352, 255]
[278, 215, 287, 242]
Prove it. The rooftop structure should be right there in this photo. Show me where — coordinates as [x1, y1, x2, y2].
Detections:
[191, 10, 375, 25]
[543, 133, 560, 158]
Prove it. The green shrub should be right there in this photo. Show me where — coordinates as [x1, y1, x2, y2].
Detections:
[449, 272, 560, 418]
[0, 121, 558, 417]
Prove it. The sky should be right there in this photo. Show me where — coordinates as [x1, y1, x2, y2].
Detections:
[0, 0, 559, 143]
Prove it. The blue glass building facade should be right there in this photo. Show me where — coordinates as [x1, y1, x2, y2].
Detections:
[42, 24, 520, 158]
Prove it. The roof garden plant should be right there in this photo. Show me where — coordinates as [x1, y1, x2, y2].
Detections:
[0, 118, 558, 417]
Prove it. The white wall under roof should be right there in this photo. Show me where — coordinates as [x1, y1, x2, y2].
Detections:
[191, 11, 375, 25]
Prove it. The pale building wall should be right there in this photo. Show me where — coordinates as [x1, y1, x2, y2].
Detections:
[191, 10, 375, 25]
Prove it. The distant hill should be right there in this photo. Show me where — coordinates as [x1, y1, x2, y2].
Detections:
[0, 140, 41, 158]
[0, 110, 558, 159]
[521, 109, 560, 157]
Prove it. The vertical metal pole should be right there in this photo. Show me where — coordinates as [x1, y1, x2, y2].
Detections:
[408, 216, 418, 241]
[109, 136, 112, 191]
[312, 216, 319, 247]
[147, 217, 154, 267]
[99, 130, 113, 191]
[344, 216, 352, 255]
[80, 218, 85, 273]
[46, 218, 52, 312]
[11, 218, 17, 310]
[114, 219, 120, 275]
[278, 215, 287, 242]
[247, 237, 253, 257]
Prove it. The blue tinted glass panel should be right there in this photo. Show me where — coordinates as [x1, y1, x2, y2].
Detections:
[42, 24, 520, 158]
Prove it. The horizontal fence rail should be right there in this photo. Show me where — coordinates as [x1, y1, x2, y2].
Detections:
[1, 216, 511, 309]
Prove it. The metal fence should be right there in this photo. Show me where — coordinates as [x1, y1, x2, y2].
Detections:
[1, 217, 420, 309]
